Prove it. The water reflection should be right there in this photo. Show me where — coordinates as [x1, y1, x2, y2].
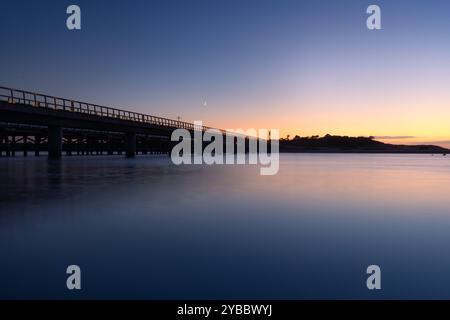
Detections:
[1, 154, 450, 299]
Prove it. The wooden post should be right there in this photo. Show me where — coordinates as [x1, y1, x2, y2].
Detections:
[6, 136, 11, 157]
[126, 132, 136, 158]
[35, 135, 41, 157]
[48, 126, 62, 159]
[23, 135, 28, 157]
[11, 135, 16, 157]
[66, 138, 72, 156]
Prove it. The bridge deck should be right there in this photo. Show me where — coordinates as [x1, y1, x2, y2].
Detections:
[0, 86, 219, 158]
[0, 86, 217, 133]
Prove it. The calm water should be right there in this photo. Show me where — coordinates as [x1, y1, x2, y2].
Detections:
[1, 154, 450, 299]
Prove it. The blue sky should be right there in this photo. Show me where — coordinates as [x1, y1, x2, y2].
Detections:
[2, 0, 450, 145]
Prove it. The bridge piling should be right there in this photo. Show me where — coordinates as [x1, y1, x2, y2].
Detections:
[0, 134, 4, 157]
[35, 135, 41, 157]
[23, 135, 28, 157]
[77, 137, 83, 155]
[11, 135, 16, 157]
[48, 126, 62, 159]
[66, 138, 73, 156]
[107, 138, 114, 155]
[126, 132, 136, 158]
[6, 136, 11, 157]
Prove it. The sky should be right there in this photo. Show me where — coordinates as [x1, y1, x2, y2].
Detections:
[1, 0, 450, 146]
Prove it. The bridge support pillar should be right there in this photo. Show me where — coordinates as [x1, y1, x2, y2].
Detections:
[66, 138, 72, 156]
[11, 135, 16, 157]
[48, 126, 62, 159]
[23, 135, 28, 157]
[35, 135, 41, 157]
[126, 132, 136, 158]
[6, 136, 11, 157]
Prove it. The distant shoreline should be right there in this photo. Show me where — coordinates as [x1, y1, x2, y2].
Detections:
[278, 135, 450, 154]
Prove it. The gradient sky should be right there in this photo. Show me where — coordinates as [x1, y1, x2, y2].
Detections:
[1, 0, 450, 146]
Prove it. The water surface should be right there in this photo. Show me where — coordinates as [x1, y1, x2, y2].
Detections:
[1, 154, 450, 299]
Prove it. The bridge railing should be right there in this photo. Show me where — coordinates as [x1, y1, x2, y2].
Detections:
[0, 86, 220, 133]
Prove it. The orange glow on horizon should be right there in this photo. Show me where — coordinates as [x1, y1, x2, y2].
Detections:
[200, 102, 450, 149]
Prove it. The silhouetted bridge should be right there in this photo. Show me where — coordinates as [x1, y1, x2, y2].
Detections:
[0, 86, 223, 158]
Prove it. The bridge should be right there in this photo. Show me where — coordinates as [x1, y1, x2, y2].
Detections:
[0, 86, 223, 158]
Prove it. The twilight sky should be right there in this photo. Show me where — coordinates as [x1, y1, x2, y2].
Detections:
[1, 0, 450, 146]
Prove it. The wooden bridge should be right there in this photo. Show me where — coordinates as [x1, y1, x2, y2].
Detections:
[0, 86, 220, 158]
